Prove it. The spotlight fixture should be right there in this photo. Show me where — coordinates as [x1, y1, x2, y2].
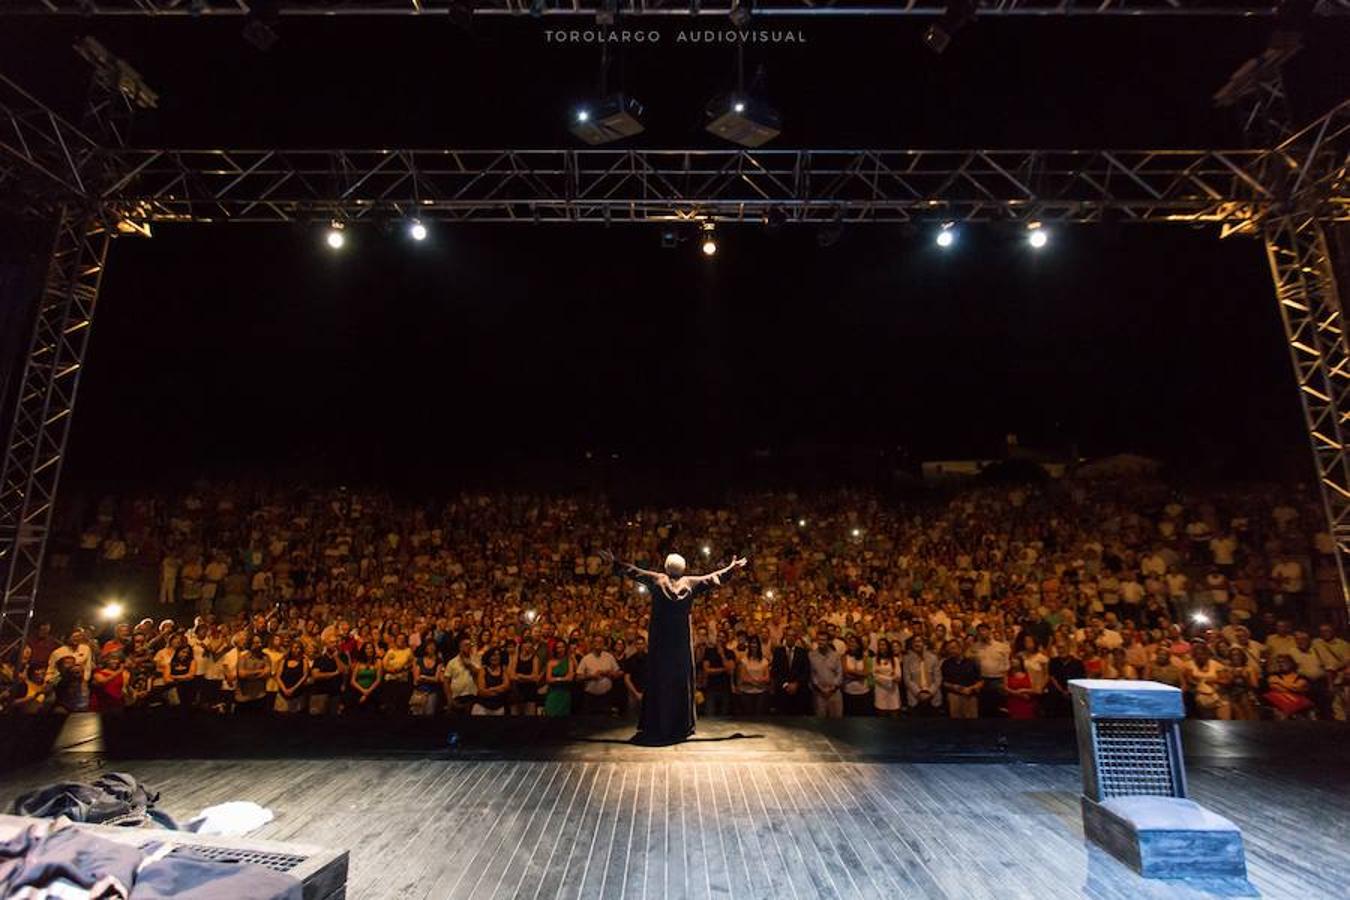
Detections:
[936, 223, 956, 248]
[700, 222, 718, 257]
[923, 0, 976, 55]
[408, 220, 428, 241]
[325, 222, 346, 250]
[569, 93, 645, 145]
[1027, 223, 1048, 249]
[729, 0, 753, 28]
[705, 93, 781, 147]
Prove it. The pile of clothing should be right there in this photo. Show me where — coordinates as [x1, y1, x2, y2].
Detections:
[4, 774, 299, 899]
[0, 818, 302, 899]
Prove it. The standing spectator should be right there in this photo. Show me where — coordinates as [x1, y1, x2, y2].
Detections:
[26, 623, 59, 671]
[1183, 643, 1230, 720]
[347, 644, 382, 715]
[972, 624, 1010, 718]
[939, 640, 981, 720]
[275, 642, 307, 714]
[234, 638, 272, 715]
[1264, 655, 1314, 719]
[1311, 624, 1348, 720]
[871, 638, 902, 717]
[509, 639, 542, 716]
[734, 636, 770, 715]
[1003, 657, 1039, 719]
[1287, 631, 1329, 718]
[472, 647, 512, 716]
[841, 634, 872, 716]
[543, 640, 574, 717]
[441, 638, 478, 716]
[1223, 646, 1261, 721]
[90, 654, 132, 713]
[902, 636, 941, 715]
[308, 638, 344, 716]
[808, 633, 843, 718]
[622, 637, 649, 715]
[1044, 643, 1084, 718]
[159, 551, 180, 606]
[577, 635, 621, 715]
[380, 633, 414, 716]
[701, 639, 733, 717]
[770, 627, 811, 714]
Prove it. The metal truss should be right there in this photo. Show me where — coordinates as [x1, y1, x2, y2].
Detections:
[0, 73, 103, 209]
[95, 140, 1350, 226]
[0, 212, 110, 665]
[9, 0, 1350, 17]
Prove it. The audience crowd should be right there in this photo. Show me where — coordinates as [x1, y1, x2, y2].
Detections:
[3, 479, 1348, 723]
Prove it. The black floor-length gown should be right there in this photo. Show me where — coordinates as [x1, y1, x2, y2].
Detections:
[612, 559, 739, 746]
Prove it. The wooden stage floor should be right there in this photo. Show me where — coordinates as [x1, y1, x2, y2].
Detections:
[1, 718, 1346, 900]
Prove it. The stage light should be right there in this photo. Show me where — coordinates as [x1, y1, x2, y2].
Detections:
[325, 222, 346, 250]
[409, 220, 428, 242]
[1191, 612, 1211, 626]
[798, 518, 806, 527]
[1028, 228, 1048, 249]
[936, 225, 956, 248]
[701, 222, 718, 257]
[851, 528, 862, 538]
[733, 100, 746, 114]
[100, 600, 124, 622]
[569, 94, 645, 145]
[705, 93, 781, 147]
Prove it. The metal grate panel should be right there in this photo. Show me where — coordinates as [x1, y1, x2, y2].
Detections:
[1094, 719, 1177, 798]
[138, 841, 307, 873]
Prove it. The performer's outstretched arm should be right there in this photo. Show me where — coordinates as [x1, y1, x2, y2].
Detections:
[599, 549, 661, 581]
[689, 556, 748, 595]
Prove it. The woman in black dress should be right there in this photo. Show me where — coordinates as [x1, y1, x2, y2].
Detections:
[602, 550, 746, 746]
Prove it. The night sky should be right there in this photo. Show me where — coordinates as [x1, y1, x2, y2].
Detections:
[1, 13, 1346, 492]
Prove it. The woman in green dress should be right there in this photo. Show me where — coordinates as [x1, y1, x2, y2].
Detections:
[543, 639, 574, 717]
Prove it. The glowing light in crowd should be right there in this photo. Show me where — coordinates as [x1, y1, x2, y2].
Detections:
[638, 584, 648, 594]
[764, 589, 775, 600]
[733, 101, 746, 113]
[797, 518, 807, 527]
[576, 109, 590, 122]
[409, 220, 428, 241]
[524, 609, 537, 624]
[325, 223, 346, 250]
[100, 600, 124, 622]
[701, 545, 712, 557]
[936, 225, 955, 248]
[851, 527, 862, 538]
[1027, 223, 1048, 249]
[1191, 612, 1211, 626]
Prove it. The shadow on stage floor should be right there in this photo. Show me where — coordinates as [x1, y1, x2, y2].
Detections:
[7, 712, 1348, 770]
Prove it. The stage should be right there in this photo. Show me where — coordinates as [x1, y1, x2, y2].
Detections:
[1, 717, 1347, 900]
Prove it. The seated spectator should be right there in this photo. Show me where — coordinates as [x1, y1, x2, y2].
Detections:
[1265, 655, 1314, 719]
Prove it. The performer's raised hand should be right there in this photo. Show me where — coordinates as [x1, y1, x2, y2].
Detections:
[730, 556, 748, 569]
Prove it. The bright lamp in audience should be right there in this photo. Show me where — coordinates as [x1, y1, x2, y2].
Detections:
[1191, 611, 1211, 626]
[100, 600, 124, 622]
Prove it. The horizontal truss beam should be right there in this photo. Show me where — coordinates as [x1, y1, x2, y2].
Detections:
[95, 136, 1349, 225]
[10, 0, 1350, 16]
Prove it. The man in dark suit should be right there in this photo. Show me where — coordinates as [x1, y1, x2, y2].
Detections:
[770, 627, 812, 714]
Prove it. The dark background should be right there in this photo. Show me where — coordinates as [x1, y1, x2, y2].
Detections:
[1, 14, 1346, 494]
